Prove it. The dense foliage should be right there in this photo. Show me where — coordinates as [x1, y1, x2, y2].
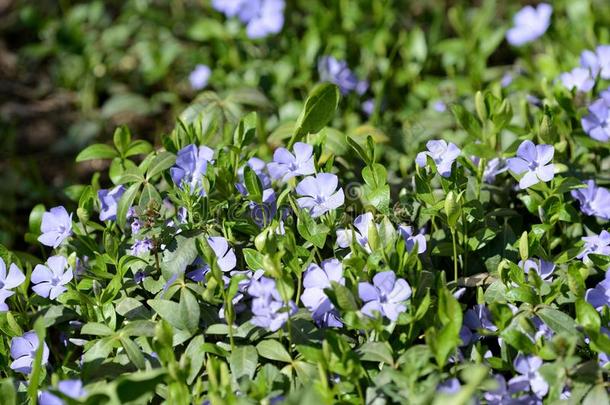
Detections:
[3, 0, 610, 404]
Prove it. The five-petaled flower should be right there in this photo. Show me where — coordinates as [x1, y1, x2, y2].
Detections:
[415, 140, 461, 178]
[577, 230, 610, 262]
[0, 258, 25, 312]
[170, 144, 214, 195]
[212, 0, 285, 39]
[571, 180, 610, 220]
[560, 67, 594, 92]
[585, 270, 610, 311]
[318, 56, 368, 95]
[518, 258, 555, 281]
[10, 331, 49, 374]
[581, 91, 610, 142]
[249, 277, 296, 331]
[98, 185, 125, 222]
[296, 173, 345, 218]
[506, 140, 554, 189]
[267, 142, 315, 182]
[189, 64, 211, 90]
[358, 271, 411, 321]
[31, 255, 73, 300]
[398, 225, 427, 254]
[300, 259, 345, 328]
[38, 206, 72, 248]
[187, 236, 236, 282]
[508, 354, 549, 399]
[336, 212, 375, 252]
[506, 3, 552, 46]
[39, 379, 87, 405]
[580, 46, 610, 79]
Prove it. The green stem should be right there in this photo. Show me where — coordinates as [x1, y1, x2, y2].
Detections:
[451, 229, 458, 282]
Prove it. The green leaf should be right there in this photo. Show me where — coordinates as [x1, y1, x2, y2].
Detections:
[229, 345, 258, 380]
[148, 299, 186, 331]
[81, 322, 114, 336]
[583, 385, 610, 405]
[256, 340, 292, 363]
[126, 140, 153, 158]
[161, 235, 200, 280]
[120, 337, 146, 370]
[75, 143, 118, 162]
[244, 166, 263, 203]
[180, 288, 200, 334]
[113, 126, 132, 155]
[146, 151, 176, 180]
[117, 183, 140, 229]
[243, 248, 265, 270]
[0, 378, 16, 405]
[536, 306, 578, 337]
[26, 318, 47, 402]
[357, 342, 394, 365]
[326, 281, 358, 311]
[290, 83, 340, 146]
[297, 212, 329, 248]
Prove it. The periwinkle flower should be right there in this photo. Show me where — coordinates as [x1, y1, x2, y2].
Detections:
[267, 142, 315, 182]
[296, 173, 345, 218]
[362, 99, 375, 116]
[318, 56, 368, 95]
[518, 258, 555, 281]
[212, 0, 245, 17]
[38, 206, 72, 248]
[580, 46, 610, 79]
[433, 100, 447, 113]
[31, 256, 73, 300]
[571, 180, 610, 219]
[506, 3, 552, 46]
[560, 67, 594, 92]
[300, 259, 344, 328]
[0, 258, 25, 312]
[130, 238, 153, 256]
[415, 140, 461, 178]
[577, 230, 610, 262]
[336, 212, 374, 252]
[506, 140, 554, 189]
[170, 144, 214, 195]
[39, 380, 87, 405]
[236, 157, 272, 194]
[98, 185, 125, 221]
[483, 158, 507, 184]
[134, 270, 147, 284]
[484, 374, 535, 405]
[10, 331, 49, 374]
[243, 0, 285, 39]
[531, 316, 553, 342]
[358, 271, 411, 321]
[398, 225, 427, 254]
[249, 277, 296, 331]
[501, 73, 514, 88]
[437, 378, 461, 394]
[581, 93, 610, 142]
[189, 64, 211, 90]
[585, 270, 610, 311]
[187, 237, 236, 281]
[509, 354, 549, 399]
[465, 304, 498, 332]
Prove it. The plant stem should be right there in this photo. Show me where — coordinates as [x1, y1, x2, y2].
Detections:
[451, 228, 458, 282]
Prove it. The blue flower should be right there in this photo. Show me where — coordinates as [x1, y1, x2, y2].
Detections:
[189, 64, 211, 90]
[0, 258, 25, 312]
[580, 46, 610, 79]
[268, 142, 315, 182]
[211, 0, 245, 17]
[506, 3, 552, 46]
[415, 140, 461, 178]
[186, 236, 236, 282]
[249, 277, 296, 331]
[398, 225, 427, 254]
[358, 271, 411, 321]
[581, 91, 610, 142]
[518, 258, 555, 281]
[10, 331, 49, 374]
[39, 380, 87, 405]
[296, 173, 344, 218]
[578, 230, 610, 262]
[508, 354, 549, 399]
[560, 67, 594, 92]
[571, 180, 610, 219]
[249, 188, 277, 228]
[213, 0, 285, 39]
[507, 140, 554, 189]
[130, 238, 153, 256]
[31, 255, 73, 300]
[585, 270, 610, 311]
[38, 206, 72, 248]
[170, 144, 214, 195]
[437, 378, 461, 394]
[300, 259, 344, 328]
[98, 185, 125, 221]
[336, 212, 375, 252]
[318, 56, 368, 95]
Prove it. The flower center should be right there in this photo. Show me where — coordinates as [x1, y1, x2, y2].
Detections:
[314, 195, 327, 205]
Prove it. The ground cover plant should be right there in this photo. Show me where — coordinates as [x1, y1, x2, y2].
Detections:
[3, 0, 610, 404]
